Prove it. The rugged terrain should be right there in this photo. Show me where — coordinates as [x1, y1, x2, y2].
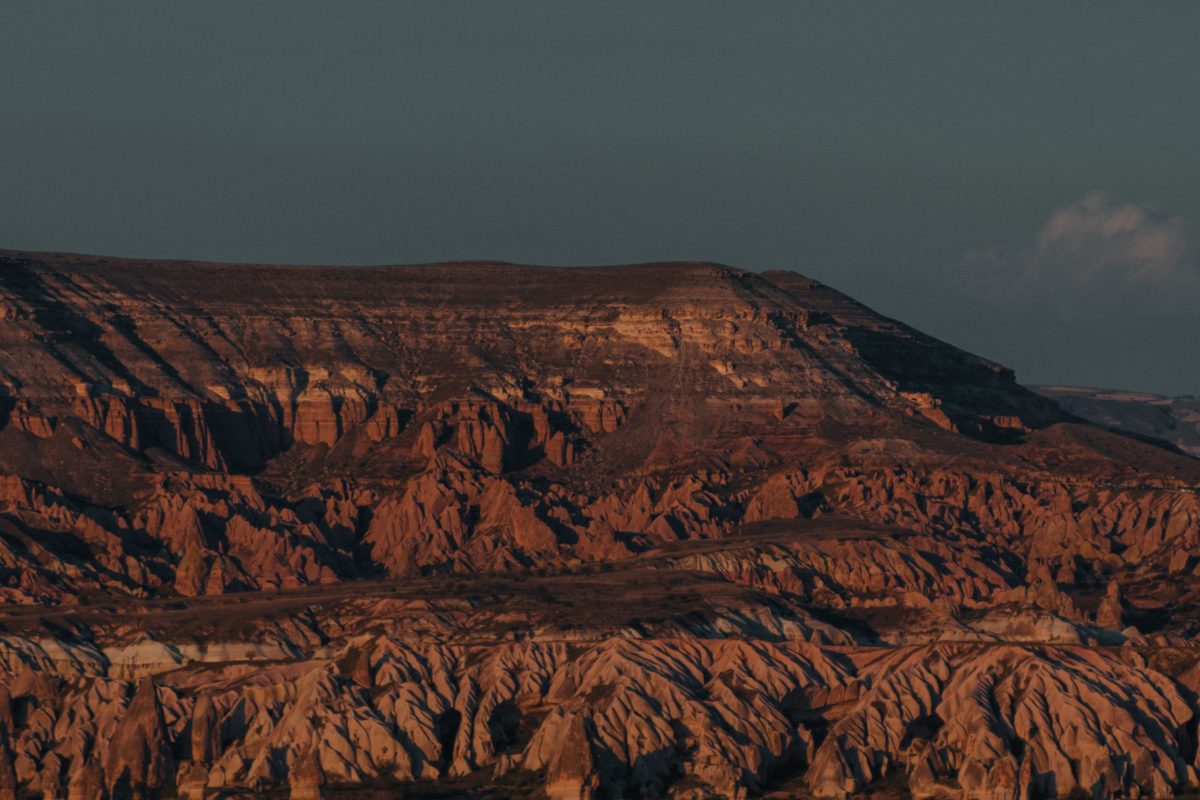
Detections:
[1036, 385, 1200, 458]
[1, 250, 1199, 799]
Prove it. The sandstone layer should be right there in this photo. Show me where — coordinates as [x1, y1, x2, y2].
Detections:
[0, 251, 1198, 799]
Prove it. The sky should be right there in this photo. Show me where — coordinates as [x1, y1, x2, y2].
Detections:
[2, 2, 1198, 394]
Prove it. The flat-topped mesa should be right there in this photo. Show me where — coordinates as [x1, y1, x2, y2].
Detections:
[0, 251, 1056, 478]
[3, 248, 1197, 605]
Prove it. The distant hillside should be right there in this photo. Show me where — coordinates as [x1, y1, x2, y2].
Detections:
[1036, 385, 1200, 457]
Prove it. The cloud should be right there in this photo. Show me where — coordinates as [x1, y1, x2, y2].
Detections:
[961, 193, 1197, 307]
[1029, 192, 1192, 284]
[943, 193, 1200, 395]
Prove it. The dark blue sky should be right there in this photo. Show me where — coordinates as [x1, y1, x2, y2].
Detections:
[3, 2, 1197, 393]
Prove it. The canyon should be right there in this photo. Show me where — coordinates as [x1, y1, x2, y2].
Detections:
[1, 250, 1199, 799]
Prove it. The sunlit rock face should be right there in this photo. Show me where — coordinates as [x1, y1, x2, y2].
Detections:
[1, 251, 1198, 798]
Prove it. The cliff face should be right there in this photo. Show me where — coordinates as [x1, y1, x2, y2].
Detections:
[0, 252, 1070, 594]
[0, 251, 1198, 799]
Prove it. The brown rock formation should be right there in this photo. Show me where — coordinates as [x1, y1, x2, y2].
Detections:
[0, 252, 1197, 798]
[288, 749, 324, 800]
[66, 761, 103, 800]
[1096, 579, 1124, 630]
[105, 678, 173, 799]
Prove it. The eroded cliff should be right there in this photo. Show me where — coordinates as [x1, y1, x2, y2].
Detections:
[0, 251, 1198, 799]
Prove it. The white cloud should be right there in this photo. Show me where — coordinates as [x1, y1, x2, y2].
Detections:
[960, 193, 1197, 306]
[1028, 192, 1192, 285]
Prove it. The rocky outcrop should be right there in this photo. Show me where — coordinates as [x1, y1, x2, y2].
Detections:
[105, 678, 173, 799]
[806, 645, 1198, 799]
[0, 253, 1198, 797]
[5, 618, 1200, 800]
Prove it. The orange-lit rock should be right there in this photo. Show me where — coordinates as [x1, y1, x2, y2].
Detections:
[0, 253, 1197, 798]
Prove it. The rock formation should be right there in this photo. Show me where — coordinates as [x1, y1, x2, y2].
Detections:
[1037, 384, 1200, 457]
[0, 251, 1198, 798]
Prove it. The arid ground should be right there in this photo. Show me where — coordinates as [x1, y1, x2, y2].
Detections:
[2, 251, 1200, 799]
